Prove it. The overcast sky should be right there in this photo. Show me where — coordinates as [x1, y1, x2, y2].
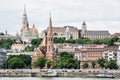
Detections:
[0, 0, 120, 35]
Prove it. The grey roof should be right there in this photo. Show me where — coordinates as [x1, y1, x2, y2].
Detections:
[84, 30, 110, 35]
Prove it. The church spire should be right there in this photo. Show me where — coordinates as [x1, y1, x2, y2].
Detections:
[47, 12, 52, 36]
[23, 5, 26, 16]
[22, 5, 29, 27]
[46, 12, 54, 61]
[49, 12, 52, 27]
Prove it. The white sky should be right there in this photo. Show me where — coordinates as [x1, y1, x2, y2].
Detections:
[0, 0, 120, 35]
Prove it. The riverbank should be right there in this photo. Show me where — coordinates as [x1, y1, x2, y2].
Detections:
[0, 69, 120, 78]
[0, 77, 118, 80]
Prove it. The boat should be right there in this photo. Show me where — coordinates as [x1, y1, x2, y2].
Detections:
[42, 70, 58, 77]
[96, 72, 114, 78]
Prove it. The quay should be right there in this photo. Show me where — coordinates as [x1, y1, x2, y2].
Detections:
[0, 69, 120, 78]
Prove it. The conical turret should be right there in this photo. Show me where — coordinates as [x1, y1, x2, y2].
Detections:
[22, 5, 29, 27]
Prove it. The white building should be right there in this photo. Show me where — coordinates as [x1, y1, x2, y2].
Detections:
[81, 21, 110, 40]
[117, 46, 120, 67]
[40, 26, 79, 40]
[7, 52, 34, 58]
[103, 46, 118, 61]
[11, 44, 25, 53]
[103, 46, 120, 68]
[20, 6, 39, 44]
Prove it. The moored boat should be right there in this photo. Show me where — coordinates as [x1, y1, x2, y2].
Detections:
[96, 73, 114, 78]
[42, 70, 58, 77]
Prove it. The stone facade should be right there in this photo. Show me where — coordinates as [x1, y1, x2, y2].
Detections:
[74, 44, 107, 69]
[80, 21, 110, 40]
[54, 43, 80, 59]
[40, 26, 79, 40]
[74, 44, 120, 69]
[20, 6, 39, 44]
[40, 21, 110, 40]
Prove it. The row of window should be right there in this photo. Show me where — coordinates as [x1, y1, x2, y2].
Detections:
[83, 35, 108, 39]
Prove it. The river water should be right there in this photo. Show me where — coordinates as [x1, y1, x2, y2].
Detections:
[0, 77, 120, 80]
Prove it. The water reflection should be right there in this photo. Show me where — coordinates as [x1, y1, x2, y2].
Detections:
[0, 77, 119, 80]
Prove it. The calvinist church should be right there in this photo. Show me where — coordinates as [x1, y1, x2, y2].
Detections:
[32, 14, 55, 68]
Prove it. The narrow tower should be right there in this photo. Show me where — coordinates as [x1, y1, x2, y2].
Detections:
[22, 5, 29, 27]
[66, 26, 70, 40]
[46, 13, 54, 61]
[81, 21, 87, 33]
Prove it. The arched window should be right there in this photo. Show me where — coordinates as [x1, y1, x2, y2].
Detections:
[54, 33, 58, 36]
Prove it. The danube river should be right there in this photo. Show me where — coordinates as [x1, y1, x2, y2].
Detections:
[0, 77, 120, 80]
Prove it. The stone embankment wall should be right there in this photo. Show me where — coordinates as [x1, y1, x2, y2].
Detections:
[0, 69, 120, 78]
[0, 69, 40, 77]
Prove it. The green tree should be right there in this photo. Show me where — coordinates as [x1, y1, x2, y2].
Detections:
[57, 57, 68, 68]
[60, 52, 73, 58]
[24, 46, 34, 51]
[108, 37, 119, 46]
[46, 59, 52, 69]
[76, 38, 83, 44]
[76, 38, 91, 44]
[92, 39, 102, 44]
[67, 59, 80, 69]
[105, 60, 118, 69]
[54, 37, 66, 43]
[54, 52, 80, 69]
[112, 37, 119, 42]
[66, 39, 76, 44]
[33, 56, 47, 68]
[0, 38, 16, 49]
[97, 58, 106, 68]
[117, 39, 120, 42]
[101, 37, 118, 46]
[8, 57, 25, 69]
[31, 38, 42, 48]
[0, 32, 4, 35]
[18, 55, 32, 68]
[101, 38, 110, 45]
[82, 62, 88, 69]
[108, 38, 114, 46]
[92, 61, 96, 69]
[7, 55, 32, 68]
[67, 63, 75, 69]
